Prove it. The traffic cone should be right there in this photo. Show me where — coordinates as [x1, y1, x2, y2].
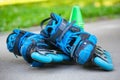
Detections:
[69, 6, 84, 29]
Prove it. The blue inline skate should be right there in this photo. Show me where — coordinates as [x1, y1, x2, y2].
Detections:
[40, 13, 113, 71]
[6, 29, 70, 67]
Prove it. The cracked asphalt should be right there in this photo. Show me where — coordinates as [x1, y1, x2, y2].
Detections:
[0, 19, 120, 80]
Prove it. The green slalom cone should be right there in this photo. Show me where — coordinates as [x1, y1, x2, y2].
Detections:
[69, 6, 84, 29]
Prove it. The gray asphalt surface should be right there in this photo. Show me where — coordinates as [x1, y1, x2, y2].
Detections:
[0, 19, 120, 80]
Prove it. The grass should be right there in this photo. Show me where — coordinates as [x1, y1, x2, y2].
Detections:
[0, 0, 120, 32]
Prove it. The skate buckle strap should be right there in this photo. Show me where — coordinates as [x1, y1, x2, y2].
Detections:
[50, 20, 76, 43]
[94, 46, 108, 62]
[71, 33, 90, 57]
[50, 19, 67, 42]
[13, 30, 26, 56]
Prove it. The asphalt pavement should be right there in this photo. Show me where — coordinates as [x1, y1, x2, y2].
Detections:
[0, 19, 120, 80]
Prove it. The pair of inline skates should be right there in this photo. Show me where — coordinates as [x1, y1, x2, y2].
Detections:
[6, 13, 113, 71]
